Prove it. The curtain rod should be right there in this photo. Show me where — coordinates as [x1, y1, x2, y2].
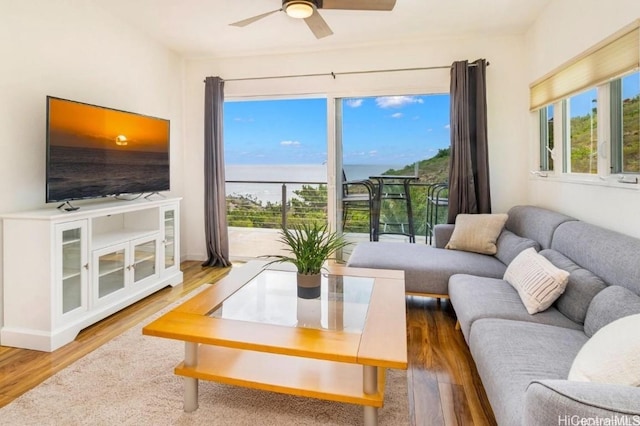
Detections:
[205, 61, 489, 83]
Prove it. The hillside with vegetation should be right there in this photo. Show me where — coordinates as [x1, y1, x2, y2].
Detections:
[382, 147, 450, 183]
[569, 95, 638, 173]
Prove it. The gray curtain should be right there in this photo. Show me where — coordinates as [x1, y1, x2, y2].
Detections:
[202, 76, 230, 267]
[447, 59, 491, 223]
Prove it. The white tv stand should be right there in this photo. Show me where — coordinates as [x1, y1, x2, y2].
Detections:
[1, 197, 183, 351]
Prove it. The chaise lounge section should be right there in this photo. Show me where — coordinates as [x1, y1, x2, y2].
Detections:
[347, 205, 575, 297]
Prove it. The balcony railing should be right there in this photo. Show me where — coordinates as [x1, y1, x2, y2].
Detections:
[226, 179, 448, 247]
[226, 179, 328, 230]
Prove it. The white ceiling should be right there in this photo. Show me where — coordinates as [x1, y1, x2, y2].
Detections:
[92, 0, 552, 58]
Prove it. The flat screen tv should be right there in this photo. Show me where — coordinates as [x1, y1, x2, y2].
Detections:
[46, 96, 170, 204]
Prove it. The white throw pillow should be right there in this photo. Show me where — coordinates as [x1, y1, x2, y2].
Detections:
[568, 313, 640, 386]
[445, 213, 508, 255]
[503, 247, 569, 314]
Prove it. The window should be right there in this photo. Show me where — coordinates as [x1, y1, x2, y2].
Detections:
[223, 98, 328, 258]
[338, 94, 450, 239]
[532, 22, 640, 182]
[539, 105, 554, 171]
[340, 94, 450, 181]
[538, 71, 640, 180]
[566, 88, 598, 174]
[611, 71, 640, 174]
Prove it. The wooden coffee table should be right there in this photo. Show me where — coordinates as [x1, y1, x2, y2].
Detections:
[142, 261, 407, 425]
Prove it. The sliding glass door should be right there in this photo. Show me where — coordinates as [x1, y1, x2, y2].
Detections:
[223, 93, 450, 260]
[224, 97, 328, 259]
[337, 94, 450, 246]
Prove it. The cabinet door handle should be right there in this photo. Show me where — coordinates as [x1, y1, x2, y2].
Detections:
[84, 263, 89, 270]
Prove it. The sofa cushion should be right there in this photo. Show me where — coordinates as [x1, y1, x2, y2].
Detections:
[495, 230, 540, 266]
[469, 319, 588, 426]
[449, 274, 583, 343]
[503, 248, 569, 314]
[584, 286, 640, 337]
[539, 249, 607, 324]
[445, 213, 508, 255]
[569, 314, 640, 386]
[504, 205, 576, 250]
[551, 221, 640, 296]
[348, 242, 506, 295]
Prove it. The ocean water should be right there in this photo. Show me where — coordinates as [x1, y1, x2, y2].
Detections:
[226, 164, 403, 204]
[48, 146, 169, 201]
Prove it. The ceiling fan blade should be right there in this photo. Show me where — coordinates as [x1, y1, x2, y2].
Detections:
[304, 10, 333, 39]
[320, 0, 396, 11]
[229, 8, 281, 27]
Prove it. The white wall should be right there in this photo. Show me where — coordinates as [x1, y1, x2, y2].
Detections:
[182, 35, 530, 260]
[0, 0, 184, 328]
[525, 0, 640, 237]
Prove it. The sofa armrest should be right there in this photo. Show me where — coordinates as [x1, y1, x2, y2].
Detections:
[524, 380, 640, 426]
[433, 224, 455, 248]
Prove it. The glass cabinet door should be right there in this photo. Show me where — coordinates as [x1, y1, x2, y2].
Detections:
[132, 238, 157, 284]
[62, 228, 82, 313]
[163, 208, 176, 270]
[58, 221, 88, 317]
[95, 245, 127, 302]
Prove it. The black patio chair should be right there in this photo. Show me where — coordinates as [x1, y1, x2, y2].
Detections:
[341, 171, 377, 241]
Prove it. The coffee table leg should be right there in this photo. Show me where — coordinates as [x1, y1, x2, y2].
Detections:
[184, 342, 199, 412]
[363, 365, 378, 426]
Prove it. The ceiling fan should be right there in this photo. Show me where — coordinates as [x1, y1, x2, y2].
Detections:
[230, 0, 397, 39]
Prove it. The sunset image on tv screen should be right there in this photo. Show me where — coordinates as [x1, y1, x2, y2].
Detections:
[46, 97, 170, 202]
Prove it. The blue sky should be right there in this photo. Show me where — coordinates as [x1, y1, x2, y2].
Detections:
[224, 94, 450, 166]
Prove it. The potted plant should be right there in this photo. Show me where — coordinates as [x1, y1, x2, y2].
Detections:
[264, 222, 350, 299]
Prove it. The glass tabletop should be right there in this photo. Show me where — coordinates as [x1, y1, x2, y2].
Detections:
[209, 269, 374, 333]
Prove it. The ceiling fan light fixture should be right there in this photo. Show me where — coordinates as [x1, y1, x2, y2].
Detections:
[285, 1, 315, 19]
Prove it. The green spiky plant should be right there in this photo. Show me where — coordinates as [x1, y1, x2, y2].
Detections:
[265, 222, 350, 275]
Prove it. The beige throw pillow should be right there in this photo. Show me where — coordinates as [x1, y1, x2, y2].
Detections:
[445, 213, 508, 255]
[503, 247, 569, 314]
[568, 313, 640, 386]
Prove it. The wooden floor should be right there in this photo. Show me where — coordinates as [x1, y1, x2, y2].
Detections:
[406, 296, 496, 425]
[0, 261, 496, 425]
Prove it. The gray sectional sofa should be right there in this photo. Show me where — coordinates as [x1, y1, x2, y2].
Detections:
[347, 205, 640, 425]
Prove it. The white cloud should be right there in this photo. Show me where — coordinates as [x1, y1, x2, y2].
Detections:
[234, 117, 254, 122]
[280, 140, 301, 146]
[368, 150, 378, 156]
[346, 99, 363, 108]
[444, 124, 450, 129]
[375, 96, 424, 108]
[391, 112, 403, 118]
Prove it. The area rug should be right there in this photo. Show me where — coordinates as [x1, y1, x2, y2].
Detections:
[1, 285, 409, 425]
